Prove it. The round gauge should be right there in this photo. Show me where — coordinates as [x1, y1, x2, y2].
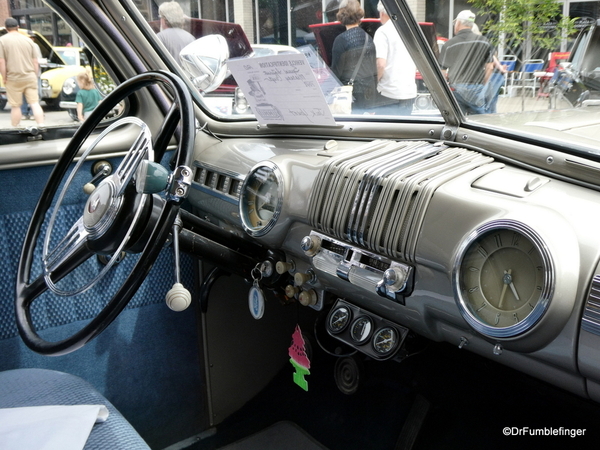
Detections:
[350, 316, 373, 343]
[328, 306, 351, 334]
[455, 221, 554, 338]
[372, 327, 398, 355]
[239, 162, 283, 236]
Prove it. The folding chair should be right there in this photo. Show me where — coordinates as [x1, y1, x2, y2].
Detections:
[499, 55, 517, 96]
[512, 59, 545, 97]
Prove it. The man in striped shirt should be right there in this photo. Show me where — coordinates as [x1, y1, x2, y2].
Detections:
[438, 10, 493, 115]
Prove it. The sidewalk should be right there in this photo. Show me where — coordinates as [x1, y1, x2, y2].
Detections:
[0, 102, 78, 128]
[0, 92, 568, 128]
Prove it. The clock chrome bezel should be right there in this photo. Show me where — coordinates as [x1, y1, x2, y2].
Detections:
[453, 220, 555, 339]
[239, 161, 284, 237]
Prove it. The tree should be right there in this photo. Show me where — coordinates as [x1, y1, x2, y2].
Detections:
[468, 0, 577, 61]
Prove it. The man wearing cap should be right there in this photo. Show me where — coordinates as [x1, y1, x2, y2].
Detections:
[438, 10, 493, 114]
[0, 18, 45, 127]
[157, 1, 195, 64]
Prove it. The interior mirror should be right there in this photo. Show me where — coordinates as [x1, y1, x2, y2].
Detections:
[180, 34, 230, 94]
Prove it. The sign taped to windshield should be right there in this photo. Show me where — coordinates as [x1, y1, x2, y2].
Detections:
[228, 53, 336, 126]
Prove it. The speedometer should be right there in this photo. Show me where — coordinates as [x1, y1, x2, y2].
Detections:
[239, 162, 283, 236]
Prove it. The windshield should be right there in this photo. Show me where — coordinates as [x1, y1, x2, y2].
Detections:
[55, 48, 81, 66]
[136, 0, 600, 154]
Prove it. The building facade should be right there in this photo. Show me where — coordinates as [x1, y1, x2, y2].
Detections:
[5, 0, 600, 55]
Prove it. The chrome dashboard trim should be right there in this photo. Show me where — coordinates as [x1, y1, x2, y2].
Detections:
[309, 231, 414, 303]
[239, 160, 284, 237]
[582, 274, 600, 336]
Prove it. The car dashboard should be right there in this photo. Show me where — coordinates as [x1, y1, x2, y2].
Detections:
[188, 134, 600, 402]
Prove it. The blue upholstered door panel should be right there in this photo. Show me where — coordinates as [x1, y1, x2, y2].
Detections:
[0, 157, 204, 449]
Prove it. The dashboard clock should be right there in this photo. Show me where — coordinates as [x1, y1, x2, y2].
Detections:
[454, 221, 554, 338]
[239, 161, 283, 236]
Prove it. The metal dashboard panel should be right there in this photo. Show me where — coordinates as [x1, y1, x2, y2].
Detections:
[189, 136, 600, 397]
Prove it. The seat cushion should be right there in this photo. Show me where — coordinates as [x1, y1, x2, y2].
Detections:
[0, 368, 150, 450]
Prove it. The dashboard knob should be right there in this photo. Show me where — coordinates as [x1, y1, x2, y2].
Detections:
[382, 267, 408, 291]
[300, 235, 321, 256]
[276, 260, 295, 274]
[285, 285, 299, 298]
[298, 289, 318, 306]
[294, 271, 315, 286]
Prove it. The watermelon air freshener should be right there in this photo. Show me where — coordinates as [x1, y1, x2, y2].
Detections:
[289, 325, 311, 391]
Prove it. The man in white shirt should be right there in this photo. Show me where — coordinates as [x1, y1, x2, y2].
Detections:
[372, 1, 417, 115]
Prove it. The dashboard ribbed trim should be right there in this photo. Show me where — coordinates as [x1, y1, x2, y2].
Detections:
[582, 274, 600, 336]
[308, 140, 493, 262]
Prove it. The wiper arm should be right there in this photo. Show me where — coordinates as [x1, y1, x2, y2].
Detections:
[0, 126, 47, 141]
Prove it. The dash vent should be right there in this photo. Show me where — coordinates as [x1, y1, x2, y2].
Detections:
[193, 163, 244, 204]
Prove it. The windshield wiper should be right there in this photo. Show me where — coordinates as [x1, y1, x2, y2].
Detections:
[0, 126, 47, 141]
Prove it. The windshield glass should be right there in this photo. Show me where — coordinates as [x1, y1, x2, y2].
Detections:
[55, 47, 81, 65]
[135, 0, 600, 154]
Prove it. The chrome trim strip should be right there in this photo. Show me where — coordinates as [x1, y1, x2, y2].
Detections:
[582, 275, 600, 336]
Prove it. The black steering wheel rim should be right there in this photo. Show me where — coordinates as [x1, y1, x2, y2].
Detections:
[15, 71, 195, 356]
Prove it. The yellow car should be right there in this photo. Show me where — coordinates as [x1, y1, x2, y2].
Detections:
[40, 46, 89, 108]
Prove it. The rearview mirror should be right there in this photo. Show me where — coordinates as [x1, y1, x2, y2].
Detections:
[180, 35, 230, 93]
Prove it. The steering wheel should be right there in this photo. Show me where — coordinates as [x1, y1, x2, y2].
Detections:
[15, 71, 195, 356]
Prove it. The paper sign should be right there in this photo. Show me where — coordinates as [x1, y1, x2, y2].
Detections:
[227, 53, 337, 126]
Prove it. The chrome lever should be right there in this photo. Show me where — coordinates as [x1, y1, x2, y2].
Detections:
[83, 160, 112, 194]
[165, 215, 192, 311]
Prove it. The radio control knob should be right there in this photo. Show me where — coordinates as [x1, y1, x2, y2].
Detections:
[300, 235, 321, 256]
[382, 267, 408, 291]
[298, 289, 318, 306]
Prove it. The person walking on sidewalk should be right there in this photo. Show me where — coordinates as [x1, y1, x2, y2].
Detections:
[0, 18, 45, 127]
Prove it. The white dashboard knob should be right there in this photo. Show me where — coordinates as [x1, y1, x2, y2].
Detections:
[294, 271, 314, 286]
[276, 260, 295, 274]
[298, 289, 318, 306]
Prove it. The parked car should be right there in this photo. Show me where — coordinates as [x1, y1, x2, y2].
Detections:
[551, 19, 600, 107]
[40, 45, 89, 108]
[5, 1, 600, 450]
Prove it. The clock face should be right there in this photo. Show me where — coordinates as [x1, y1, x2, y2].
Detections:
[455, 222, 554, 338]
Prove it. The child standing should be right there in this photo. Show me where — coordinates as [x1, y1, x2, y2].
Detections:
[75, 70, 101, 121]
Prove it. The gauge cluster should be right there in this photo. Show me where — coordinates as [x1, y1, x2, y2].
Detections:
[326, 299, 408, 360]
